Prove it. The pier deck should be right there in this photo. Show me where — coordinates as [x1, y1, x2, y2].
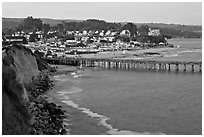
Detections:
[44, 57, 202, 72]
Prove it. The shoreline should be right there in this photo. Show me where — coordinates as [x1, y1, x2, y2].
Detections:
[47, 68, 110, 135]
[47, 65, 166, 135]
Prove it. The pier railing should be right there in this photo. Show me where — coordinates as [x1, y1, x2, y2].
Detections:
[44, 57, 202, 73]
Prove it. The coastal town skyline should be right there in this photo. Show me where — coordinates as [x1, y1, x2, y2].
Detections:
[2, 2, 202, 25]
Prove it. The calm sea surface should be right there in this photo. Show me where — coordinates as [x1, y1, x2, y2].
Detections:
[168, 38, 202, 49]
[48, 38, 202, 135]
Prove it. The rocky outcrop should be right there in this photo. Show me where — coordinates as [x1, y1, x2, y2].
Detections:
[2, 44, 66, 135]
[2, 45, 38, 134]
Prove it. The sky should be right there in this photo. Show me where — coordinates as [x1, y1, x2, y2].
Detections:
[2, 2, 202, 25]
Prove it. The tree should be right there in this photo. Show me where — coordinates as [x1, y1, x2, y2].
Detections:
[2, 28, 15, 35]
[138, 25, 149, 36]
[119, 35, 130, 43]
[54, 19, 122, 32]
[123, 23, 137, 37]
[136, 36, 149, 43]
[16, 16, 43, 32]
[148, 36, 166, 44]
[57, 24, 64, 32]
[34, 50, 44, 58]
[42, 23, 50, 38]
[29, 33, 38, 42]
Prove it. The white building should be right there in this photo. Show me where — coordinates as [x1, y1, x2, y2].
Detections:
[105, 30, 111, 36]
[120, 30, 130, 37]
[83, 30, 88, 36]
[148, 29, 160, 36]
[99, 31, 104, 36]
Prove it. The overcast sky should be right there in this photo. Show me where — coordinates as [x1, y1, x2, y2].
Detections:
[2, 2, 202, 25]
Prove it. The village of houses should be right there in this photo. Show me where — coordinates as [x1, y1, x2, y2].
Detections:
[2, 28, 172, 59]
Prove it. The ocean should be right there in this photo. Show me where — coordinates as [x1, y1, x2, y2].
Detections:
[47, 38, 202, 135]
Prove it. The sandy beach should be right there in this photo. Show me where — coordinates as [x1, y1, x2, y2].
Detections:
[66, 47, 177, 59]
[65, 47, 201, 62]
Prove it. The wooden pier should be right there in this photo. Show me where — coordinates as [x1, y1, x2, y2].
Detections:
[44, 57, 202, 73]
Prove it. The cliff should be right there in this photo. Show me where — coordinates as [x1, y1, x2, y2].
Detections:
[2, 45, 42, 134]
[2, 45, 41, 134]
[2, 45, 54, 134]
[2, 45, 66, 135]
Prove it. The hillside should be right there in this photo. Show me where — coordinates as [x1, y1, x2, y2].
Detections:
[40, 18, 81, 26]
[2, 45, 66, 135]
[2, 17, 81, 29]
[2, 17, 23, 29]
[2, 17, 201, 31]
[2, 17, 202, 38]
[135, 23, 202, 32]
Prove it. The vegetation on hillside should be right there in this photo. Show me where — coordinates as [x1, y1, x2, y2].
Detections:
[2, 17, 202, 39]
[2, 45, 67, 135]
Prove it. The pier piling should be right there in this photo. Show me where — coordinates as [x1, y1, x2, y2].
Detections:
[44, 57, 202, 73]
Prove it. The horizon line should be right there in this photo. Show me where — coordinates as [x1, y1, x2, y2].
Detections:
[2, 16, 202, 26]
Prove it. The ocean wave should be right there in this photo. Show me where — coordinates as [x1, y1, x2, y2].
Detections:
[163, 54, 179, 57]
[54, 76, 70, 81]
[57, 87, 83, 95]
[54, 78, 70, 82]
[177, 49, 202, 54]
[54, 74, 67, 78]
[163, 48, 201, 58]
[57, 91, 165, 135]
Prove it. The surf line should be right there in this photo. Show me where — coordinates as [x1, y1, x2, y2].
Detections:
[57, 90, 165, 135]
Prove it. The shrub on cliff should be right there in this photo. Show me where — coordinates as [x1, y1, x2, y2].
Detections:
[29, 97, 66, 135]
[25, 72, 54, 100]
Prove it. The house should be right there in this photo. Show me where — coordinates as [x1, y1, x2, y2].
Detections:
[88, 30, 95, 36]
[106, 37, 115, 42]
[120, 30, 131, 37]
[111, 31, 119, 36]
[148, 29, 160, 36]
[83, 30, 88, 36]
[99, 31, 104, 36]
[35, 31, 43, 39]
[66, 40, 78, 47]
[105, 30, 111, 36]
[3, 36, 28, 45]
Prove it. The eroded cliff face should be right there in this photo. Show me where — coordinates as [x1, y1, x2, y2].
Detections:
[4, 45, 40, 84]
[2, 45, 40, 134]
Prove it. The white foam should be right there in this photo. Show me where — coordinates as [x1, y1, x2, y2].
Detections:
[54, 78, 69, 82]
[54, 74, 67, 78]
[177, 49, 202, 54]
[60, 99, 165, 135]
[55, 87, 165, 135]
[57, 88, 82, 95]
[164, 54, 179, 57]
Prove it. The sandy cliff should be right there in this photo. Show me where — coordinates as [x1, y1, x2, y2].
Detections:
[2, 45, 41, 134]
